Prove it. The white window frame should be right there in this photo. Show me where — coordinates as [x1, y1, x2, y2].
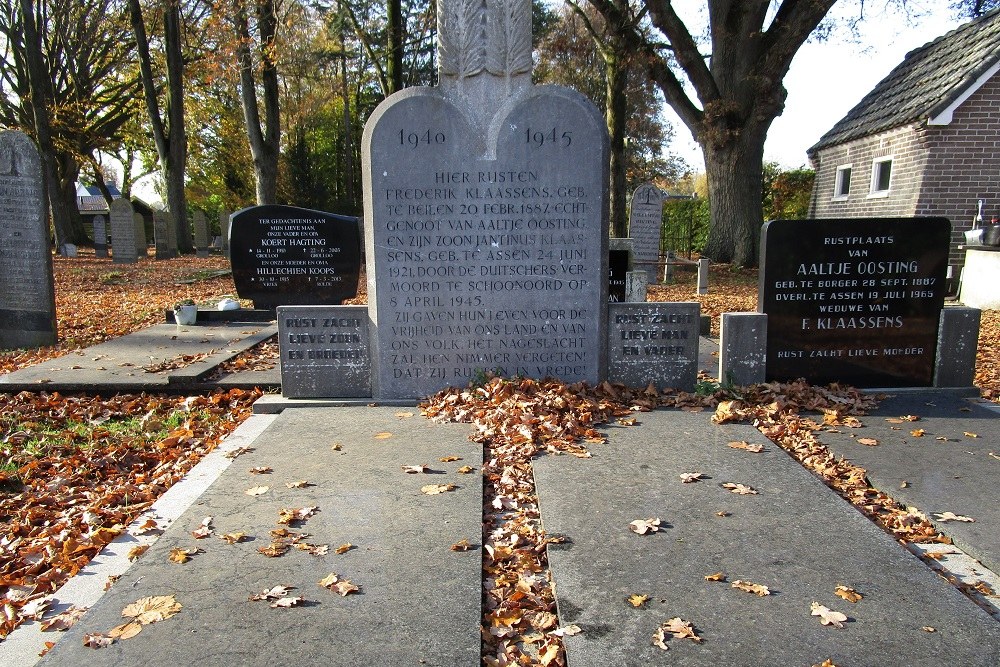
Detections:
[868, 156, 893, 198]
[833, 164, 852, 200]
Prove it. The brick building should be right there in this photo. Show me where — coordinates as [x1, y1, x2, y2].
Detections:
[807, 9, 1000, 277]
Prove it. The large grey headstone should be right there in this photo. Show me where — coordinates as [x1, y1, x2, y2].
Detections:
[153, 212, 170, 259]
[0, 130, 57, 349]
[628, 183, 663, 282]
[363, 0, 609, 399]
[92, 214, 108, 258]
[277, 305, 371, 398]
[220, 208, 232, 259]
[607, 303, 699, 390]
[133, 211, 147, 256]
[193, 210, 209, 258]
[165, 211, 178, 257]
[110, 199, 138, 264]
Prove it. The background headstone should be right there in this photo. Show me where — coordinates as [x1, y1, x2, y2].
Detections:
[153, 212, 170, 259]
[0, 130, 57, 348]
[133, 211, 147, 257]
[607, 303, 700, 390]
[363, 0, 609, 399]
[92, 214, 108, 258]
[193, 210, 209, 258]
[110, 199, 138, 264]
[608, 238, 632, 303]
[165, 211, 178, 257]
[230, 204, 361, 309]
[760, 218, 950, 387]
[628, 183, 664, 282]
[220, 208, 232, 259]
[277, 305, 371, 397]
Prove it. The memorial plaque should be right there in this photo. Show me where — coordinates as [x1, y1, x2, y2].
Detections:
[110, 199, 138, 264]
[133, 211, 147, 256]
[0, 130, 57, 348]
[760, 218, 950, 387]
[609, 248, 629, 303]
[230, 204, 361, 309]
[277, 305, 371, 398]
[628, 183, 663, 281]
[153, 212, 170, 259]
[93, 214, 108, 258]
[363, 0, 609, 399]
[193, 210, 209, 258]
[608, 303, 699, 390]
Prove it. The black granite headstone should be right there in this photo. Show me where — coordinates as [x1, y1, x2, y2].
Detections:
[760, 218, 950, 387]
[609, 248, 629, 303]
[229, 204, 361, 309]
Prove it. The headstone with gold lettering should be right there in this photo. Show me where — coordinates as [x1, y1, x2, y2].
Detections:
[363, 0, 609, 399]
[0, 130, 57, 349]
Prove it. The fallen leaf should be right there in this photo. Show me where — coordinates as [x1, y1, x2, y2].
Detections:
[127, 544, 149, 561]
[457, 465, 475, 474]
[331, 443, 343, 451]
[932, 511, 974, 523]
[191, 516, 214, 538]
[629, 518, 662, 535]
[972, 580, 996, 596]
[679, 472, 704, 483]
[704, 572, 726, 582]
[857, 437, 879, 446]
[319, 573, 360, 596]
[295, 543, 330, 556]
[911, 429, 926, 437]
[224, 446, 253, 459]
[439, 455, 462, 462]
[402, 464, 430, 474]
[921, 626, 936, 632]
[617, 417, 637, 426]
[168, 547, 198, 564]
[626, 594, 649, 608]
[269, 596, 305, 608]
[964, 432, 979, 438]
[395, 411, 414, 418]
[373, 432, 393, 439]
[40, 606, 88, 632]
[249, 466, 272, 474]
[834, 585, 863, 603]
[421, 483, 456, 495]
[132, 518, 160, 535]
[249, 585, 293, 601]
[257, 543, 290, 557]
[728, 440, 764, 452]
[285, 480, 313, 488]
[450, 539, 472, 551]
[335, 543, 354, 555]
[550, 624, 582, 637]
[108, 621, 143, 640]
[715, 511, 731, 517]
[732, 580, 770, 596]
[277, 506, 318, 524]
[900, 481, 909, 488]
[935, 436, 950, 441]
[218, 532, 247, 544]
[83, 633, 115, 648]
[810, 602, 848, 628]
[244, 485, 270, 496]
[812, 660, 838, 667]
[722, 482, 758, 495]
[652, 617, 701, 649]
[121, 595, 182, 625]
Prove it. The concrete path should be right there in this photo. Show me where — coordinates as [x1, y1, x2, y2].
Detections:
[533, 408, 1000, 666]
[820, 390, 1000, 574]
[0, 322, 278, 393]
[37, 406, 483, 667]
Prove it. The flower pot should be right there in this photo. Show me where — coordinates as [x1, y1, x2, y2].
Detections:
[173, 304, 198, 325]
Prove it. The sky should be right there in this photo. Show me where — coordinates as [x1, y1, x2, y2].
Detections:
[667, 2, 965, 172]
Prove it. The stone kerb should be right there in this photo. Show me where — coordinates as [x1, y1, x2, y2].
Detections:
[0, 130, 57, 349]
[110, 198, 138, 264]
[607, 303, 700, 390]
[628, 183, 664, 282]
[278, 305, 371, 398]
[363, 0, 609, 400]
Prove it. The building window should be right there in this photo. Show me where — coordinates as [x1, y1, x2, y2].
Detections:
[833, 165, 852, 199]
[869, 157, 892, 196]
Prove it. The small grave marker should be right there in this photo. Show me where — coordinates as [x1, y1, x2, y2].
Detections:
[760, 218, 950, 386]
[153, 212, 170, 259]
[277, 305, 371, 397]
[607, 303, 700, 390]
[0, 130, 57, 348]
[133, 211, 147, 256]
[193, 210, 209, 258]
[93, 214, 108, 258]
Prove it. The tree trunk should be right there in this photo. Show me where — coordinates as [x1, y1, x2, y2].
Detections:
[340, 31, 355, 207]
[236, 0, 280, 205]
[700, 124, 767, 268]
[55, 153, 87, 244]
[605, 46, 627, 238]
[386, 0, 403, 93]
[164, 1, 190, 251]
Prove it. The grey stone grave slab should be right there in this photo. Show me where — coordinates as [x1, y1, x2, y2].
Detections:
[607, 302, 699, 390]
[363, 0, 609, 399]
[220, 208, 231, 259]
[92, 214, 108, 258]
[133, 211, 147, 256]
[760, 218, 950, 387]
[110, 199, 138, 264]
[165, 210, 178, 257]
[934, 306, 980, 387]
[153, 212, 170, 259]
[277, 305, 371, 398]
[193, 210, 209, 257]
[625, 270, 646, 302]
[0, 130, 57, 349]
[628, 182, 663, 281]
